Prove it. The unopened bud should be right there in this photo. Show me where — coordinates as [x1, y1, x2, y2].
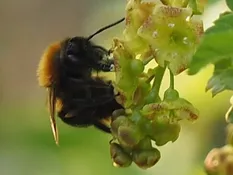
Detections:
[111, 115, 129, 138]
[149, 119, 181, 146]
[112, 109, 126, 121]
[204, 145, 233, 175]
[118, 124, 142, 148]
[132, 148, 161, 169]
[110, 143, 132, 167]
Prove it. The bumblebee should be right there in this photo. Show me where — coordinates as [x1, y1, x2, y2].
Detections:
[37, 18, 125, 145]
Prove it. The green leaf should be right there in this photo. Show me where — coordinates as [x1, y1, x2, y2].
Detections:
[205, 13, 233, 34]
[188, 31, 233, 75]
[188, 0, 208, 14]
[188, 12, 233, 95]
[205, 58, 233, 96]
[226, 0, 233, 11]
[188, 0, 200, 14]
[188, 13, 233, 75]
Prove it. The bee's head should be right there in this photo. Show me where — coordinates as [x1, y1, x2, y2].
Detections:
[60, 37, 114, 73]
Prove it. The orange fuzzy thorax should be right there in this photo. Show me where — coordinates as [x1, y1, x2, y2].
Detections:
[37, 42, 61, 87]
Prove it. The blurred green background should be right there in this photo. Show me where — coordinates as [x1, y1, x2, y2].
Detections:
[0, 0, 232, 175]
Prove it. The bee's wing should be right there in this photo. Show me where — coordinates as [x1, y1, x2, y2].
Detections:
[48, 87, 59, 145]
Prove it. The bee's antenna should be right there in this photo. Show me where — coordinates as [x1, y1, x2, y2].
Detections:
[87, 17, 125, 40]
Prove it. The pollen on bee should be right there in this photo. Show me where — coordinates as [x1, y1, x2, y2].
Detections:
[100, 118, 111, 128]
[37, 41, 61, 87]
[55, 98, 63, 112]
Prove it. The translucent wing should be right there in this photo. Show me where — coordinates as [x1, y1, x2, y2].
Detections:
[48, 87, 59, 145]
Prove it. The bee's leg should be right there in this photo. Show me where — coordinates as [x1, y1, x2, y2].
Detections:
[107, 48, 113, 55]
[58, 109, 93, 127]
[58, 107, 112, 133]
[92, 46, 115, 72]
[98, 62, 114, 72]
[93, 120, 111, 133]
[93, 58, 114, 72]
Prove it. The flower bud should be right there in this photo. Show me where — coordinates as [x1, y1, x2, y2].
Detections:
[132, 148, 161, 169]
[111, 114, 143, 147]
[204, 145, 233, 175]
[118, 124, 143, 148]
[112, 109, 126, 121]
[130, 59, 144, 76]
[164, 88, 179, 101]
[149, 119, 181, 146]
[110, 143, 132, 167]
[111, 116, 129, 138]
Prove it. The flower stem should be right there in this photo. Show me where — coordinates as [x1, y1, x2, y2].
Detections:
[145, 66, 166, 103]
[169, 68, 175, 90]
[152, 66, 166, 91]
[143, 56, 154, 65]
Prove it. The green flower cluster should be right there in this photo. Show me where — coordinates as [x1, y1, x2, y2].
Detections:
[110, 0, 204, 169]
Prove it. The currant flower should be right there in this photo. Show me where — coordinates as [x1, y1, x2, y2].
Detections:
[123, 0, 155, 55]
[137, 4, 203, 75]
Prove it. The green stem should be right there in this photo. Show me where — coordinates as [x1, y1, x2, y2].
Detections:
[152, 66, 166, 91]
[169, 68, 175, 90]
[143, 56, 154, 66]
[145, 66, 166, 103]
